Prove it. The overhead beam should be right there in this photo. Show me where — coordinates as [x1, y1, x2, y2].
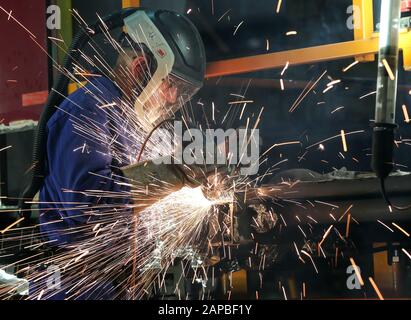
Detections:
[205, 31, 411, 78]
[122, 0, 140, 8]
[353, 0, 375, 62]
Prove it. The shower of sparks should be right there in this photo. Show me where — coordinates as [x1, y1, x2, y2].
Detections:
[126, 186, 231, 298]
[289, 70, 327, 113]
[368, 277, 384, 300]
[382, 59, 395, 81]
[0, 7, 257, 300]
[2, 187, 234, 300]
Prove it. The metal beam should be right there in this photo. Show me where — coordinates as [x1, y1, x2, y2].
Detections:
[122, 0, 140, 8]
[353, 0, 375, 62]
[205, 31, 411, 78]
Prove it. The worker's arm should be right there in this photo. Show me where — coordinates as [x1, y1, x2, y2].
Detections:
[43, 93, 131, 230]
[120, 159, 203, 213]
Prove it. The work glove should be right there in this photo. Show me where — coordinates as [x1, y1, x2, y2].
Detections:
[120, 160, 203, 190]
[121, 159, 216, 212]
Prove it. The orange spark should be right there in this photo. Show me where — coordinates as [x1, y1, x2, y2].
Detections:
[345, 211, 351, 238]
[1, 217, 24, 234]
[382, 59, 395, 81]
[343, 60, 359, 72]
[368, 277, 384, 300]
[349, 258, 364, 286]
[402, 105, 410, 123]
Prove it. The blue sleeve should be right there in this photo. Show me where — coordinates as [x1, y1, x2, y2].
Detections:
[45, 94, 130, 226]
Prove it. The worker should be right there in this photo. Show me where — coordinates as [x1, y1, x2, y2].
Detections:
[32, 9, 206, 300]
[38, 9, 206, 247]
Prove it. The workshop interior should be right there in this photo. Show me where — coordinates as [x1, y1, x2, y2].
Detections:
[1, 0, 411, 301]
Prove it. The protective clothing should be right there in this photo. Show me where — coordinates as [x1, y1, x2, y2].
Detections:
[38, 9, 207, 245]
[39, 76, 133, 245]
[122, 10, 206, 128]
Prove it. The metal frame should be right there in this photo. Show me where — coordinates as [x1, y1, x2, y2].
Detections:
[205, 0, 411, 78]
[65, 2, 411, 90]
[122, 0, 140, 8]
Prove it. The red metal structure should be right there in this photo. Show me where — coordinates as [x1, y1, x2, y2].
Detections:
[402, 0, 411, 12]
[0, 0, 48, 124]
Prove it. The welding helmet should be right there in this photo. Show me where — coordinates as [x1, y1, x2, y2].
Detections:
[123, 9, 206, 128]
